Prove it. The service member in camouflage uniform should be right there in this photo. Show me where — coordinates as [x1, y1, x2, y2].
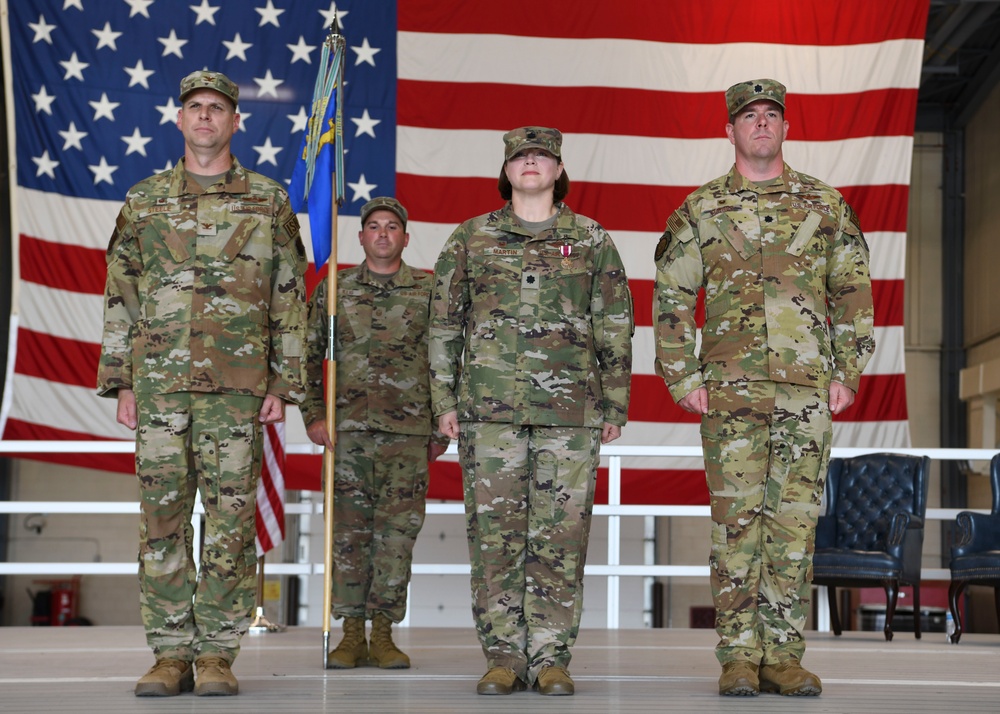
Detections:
[301, 197, 447, 670]
[430, 127, 633, 696]
[653, 80, 876, 697]
[98, 70, 307, 698]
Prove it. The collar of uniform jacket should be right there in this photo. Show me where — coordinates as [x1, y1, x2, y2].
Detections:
[357, 260, 418, 288]
[725, 162, 807, 196]
[167, 155, 250, 197]
[489, 201, 580, 242]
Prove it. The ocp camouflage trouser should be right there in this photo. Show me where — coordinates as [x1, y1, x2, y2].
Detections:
[701, 381, 831, 666]
[331, 430, 429, 622]
[458, 421, 600, 685]
[134, 391, 263, 664]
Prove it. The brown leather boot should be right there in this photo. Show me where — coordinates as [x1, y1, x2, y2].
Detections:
[327, 617, 369, 669]
[759, 662, 822, 696]
[134, 658, 194, 696]
[719, 661, 759, 696]
[193, 656, 238, 696]
[368, 612, 410, 669]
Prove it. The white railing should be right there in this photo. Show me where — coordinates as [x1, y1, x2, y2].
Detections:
[1, 441, 997, 629]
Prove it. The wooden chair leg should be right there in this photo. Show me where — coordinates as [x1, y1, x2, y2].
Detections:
[948, 579, 965, 644]
[827, 585, 842, 636]
[883, 580, 899, 642]
[913, 582, 922, 640]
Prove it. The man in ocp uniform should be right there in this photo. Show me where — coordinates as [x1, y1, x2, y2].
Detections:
[302, 197, 447, 670]
[653, 79, 875, 697]
[99, 70, 307, 698]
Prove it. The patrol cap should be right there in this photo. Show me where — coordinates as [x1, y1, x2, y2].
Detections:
[179, 70, 239, 109]
[503, 126, 562, 161]
[360, 196, 408, 228]
[725, 79, 786, 117]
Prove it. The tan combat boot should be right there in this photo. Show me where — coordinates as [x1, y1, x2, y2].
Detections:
[759, 661, 822, 696]
[134, 658, 194, 696]
[476, 666, 526, 695]
[535, 665, 575, 695]
[719, 661, 759, 696]
[368, 612, 410, 669]
[327, 616, 369, 669]
[193, 656, 239, 696]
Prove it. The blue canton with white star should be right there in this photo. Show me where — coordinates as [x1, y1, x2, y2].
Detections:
[10, 0, 396, 208]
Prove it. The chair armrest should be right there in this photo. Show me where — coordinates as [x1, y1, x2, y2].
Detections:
[887, 511, 923, 547]
[952, 511, 1000, 558]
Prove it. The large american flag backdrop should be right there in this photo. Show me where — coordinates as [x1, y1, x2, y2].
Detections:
[2, 1, 926, 522]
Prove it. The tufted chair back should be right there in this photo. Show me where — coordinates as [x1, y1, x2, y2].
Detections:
[824, 453, 930, 551]
[813, 452, 931, 641]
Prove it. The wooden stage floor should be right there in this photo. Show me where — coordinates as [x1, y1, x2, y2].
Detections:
[1, 625, 998, 713]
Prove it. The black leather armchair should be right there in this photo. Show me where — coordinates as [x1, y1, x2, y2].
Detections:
[812, 453, 930, 641]
[947, 453, 1000, 643]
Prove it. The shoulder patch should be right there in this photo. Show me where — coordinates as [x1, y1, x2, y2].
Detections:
[279, 212, 300, 246]
[654, 231, 672, 262]
[842, 204, 870, 262]
[667, 210, 687, 235]
[846, 205, 863, 235]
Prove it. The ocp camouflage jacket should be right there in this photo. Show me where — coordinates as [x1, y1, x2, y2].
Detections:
[429, 202, 633, 428]
[97, 156, 307, 402]
[654, 163, 876, 401]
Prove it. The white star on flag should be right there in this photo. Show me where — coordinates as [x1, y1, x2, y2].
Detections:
[223, 32, 252, 61]
[59, 52, 89, 81]
[29, 14, 56, 44]
[252, 137, 283, 167]
[155, 98, 181, 126]
[351, 109, 381, 138]
[88, 156, 118, 186]
[31, 85, 56, 115]
[254, 70, 283, 98]
[58, 121, 88, 151]
[348, 173, 377, 203]
[92, 22, 122, 51]
[32, 150, 60, 179]
[190, 0, 220, 26]
[287, 106, 309, 133]
[159, 30, 188, 59]
[256, 0, 284, 27]
[124, 59, 155, 89]
[318, 2, 348, 29]
[287, 36, 316, 65]
[89, 93, 120, 122]
[125, 0, 155, 19]
[352, 38, 380, 67]
[121, 128, 153, 157]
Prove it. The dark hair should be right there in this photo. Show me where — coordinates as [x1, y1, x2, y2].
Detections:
[498, 164, 570, 202]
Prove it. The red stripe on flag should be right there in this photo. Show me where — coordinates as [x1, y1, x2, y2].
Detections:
[398, 175, 913, 235]
[399, 82, 919, 141]
[20, 234, 107, 294]
[14, 328, 99, 388]
[1, 418, 135, 474]
[399, 0, 928, 43]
